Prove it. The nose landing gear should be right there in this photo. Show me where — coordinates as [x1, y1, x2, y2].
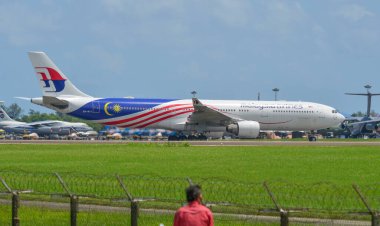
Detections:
[308, 135, 317, 142]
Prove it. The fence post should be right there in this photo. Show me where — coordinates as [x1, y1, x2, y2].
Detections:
[280, 210, 289, 226]
[353, 184, 379, 226]
[131, 201, 139, 226]
[373, 214, 380, 226]
[0, 177, 21, 226]
[55, 173, 78, 226]
[186, 177, 193, 185]
[70, 195, 79, 226]
[117, 175, 138, 226]
[11, 193, 20, 226]
[1, 177, 19, 226]
[263, 182, 289, 226]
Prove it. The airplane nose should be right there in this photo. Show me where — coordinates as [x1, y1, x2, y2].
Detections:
[337, 113, 345, 123]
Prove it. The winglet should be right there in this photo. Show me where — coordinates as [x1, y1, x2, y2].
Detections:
[192, 98, 208, 112]
[192, 97, 202, 106]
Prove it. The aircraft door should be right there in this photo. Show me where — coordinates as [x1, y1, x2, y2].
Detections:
[92, 101, 100, 113]
[260, 108, 269, 119]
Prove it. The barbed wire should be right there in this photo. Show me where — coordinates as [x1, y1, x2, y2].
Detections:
[0, 170, 378, 216]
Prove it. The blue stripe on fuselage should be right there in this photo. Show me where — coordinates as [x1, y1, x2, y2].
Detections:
[68, 98, 177, 121]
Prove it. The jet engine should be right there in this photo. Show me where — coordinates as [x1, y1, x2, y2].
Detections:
[226, 121, 260, 138]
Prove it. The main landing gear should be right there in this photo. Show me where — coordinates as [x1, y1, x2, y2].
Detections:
[308, 131, 317, 142]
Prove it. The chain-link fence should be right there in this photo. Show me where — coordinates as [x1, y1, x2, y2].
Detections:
[0, 171, 379, 225]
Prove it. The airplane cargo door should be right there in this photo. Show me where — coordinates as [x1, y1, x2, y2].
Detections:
[92, 101, 100, 113]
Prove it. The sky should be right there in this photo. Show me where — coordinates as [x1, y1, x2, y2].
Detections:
[1, 0, 380, 116]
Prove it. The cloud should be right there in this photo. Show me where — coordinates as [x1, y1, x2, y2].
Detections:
[0, 2, 59, 46]
[253, 1, 307, 37]
[97, 0, 189, 47]
[101, 0, 183, 16]
[336, 4, 374, 22]
[311, 24, 330, 51]
[211, 0, 251, 27]
[101, 0, 126, 13]
[85, 46, 125, 74]
[177, 61, 210, 80]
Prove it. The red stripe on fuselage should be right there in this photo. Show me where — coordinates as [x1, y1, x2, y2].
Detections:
[118, 106, 193, 127]
[104, 104, 191, 125]
[135, 110, 194, 128]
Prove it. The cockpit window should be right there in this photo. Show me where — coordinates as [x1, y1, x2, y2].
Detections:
[332, 110, 337, 113]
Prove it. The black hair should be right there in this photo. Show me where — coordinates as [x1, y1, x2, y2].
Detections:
[186, 184, 202, 202]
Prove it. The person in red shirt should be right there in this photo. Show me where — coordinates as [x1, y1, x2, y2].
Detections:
[173, 184, 214, 226]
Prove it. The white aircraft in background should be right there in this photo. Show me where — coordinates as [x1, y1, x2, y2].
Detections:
[0, 105, 94, 136]
[24, 51, 345, 140]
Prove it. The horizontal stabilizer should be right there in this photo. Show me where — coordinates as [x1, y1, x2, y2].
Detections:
[15, 97, 32, 101]
[43, 96, 69, 109]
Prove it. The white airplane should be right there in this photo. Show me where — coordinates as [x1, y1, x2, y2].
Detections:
[4, 120, 94, 136]
[25, 51, 345, 139]
[0, 104, 93, 136]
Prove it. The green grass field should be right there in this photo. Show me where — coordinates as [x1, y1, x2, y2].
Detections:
[0, 142, 379, 224]
[0, 204, 277, 226]
[0, 143, 379, 184]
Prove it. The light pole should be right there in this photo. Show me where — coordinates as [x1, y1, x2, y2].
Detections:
[272, 88, 279, 101]
[365, 84, 372, 93]
[345, 84, 380, 118]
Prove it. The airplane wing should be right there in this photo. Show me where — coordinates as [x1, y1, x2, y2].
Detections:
[187, 98, 240, 126]
[27, 120, 61, 128]
[343, 116, 361, 122]
[345, 118, 380, 136]
[348, 118, 380, 126]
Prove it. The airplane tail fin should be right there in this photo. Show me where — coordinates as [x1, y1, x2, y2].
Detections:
[0, 105, 14, 122]
[28, 52, 91, 98]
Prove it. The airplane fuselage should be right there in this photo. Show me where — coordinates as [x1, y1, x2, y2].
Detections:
[35, 97, 344, 133]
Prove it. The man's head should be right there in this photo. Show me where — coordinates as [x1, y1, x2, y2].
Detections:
[186, 184, 202, 202]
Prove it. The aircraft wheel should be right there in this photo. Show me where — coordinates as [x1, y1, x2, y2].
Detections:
[198, 134, 207, 140]
[178, 134, 187, 140]
[168, 135, 178, 141]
